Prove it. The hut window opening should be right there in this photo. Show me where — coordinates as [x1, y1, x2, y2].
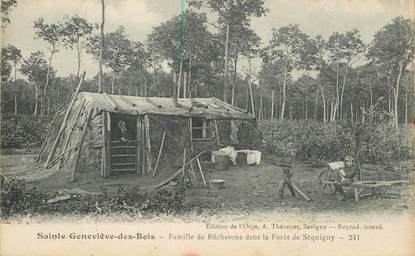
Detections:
[191, 117, 208, 139]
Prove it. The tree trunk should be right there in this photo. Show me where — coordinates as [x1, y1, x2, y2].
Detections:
[144, 77, 147, 97]
[183, 71, 187, 98]
[340, 64, 349, 121]
[111, 73, 116, 94]
[188, 51, 192, 98]
[98, 0, 105, 93]
[314, 88, 319, 120]
[271, 89, 275, 119]
[393, 61, 404, 129]
[405, 89, 408, 125]
[335, 61, 339, 120]
[305, 97, 308, 121]
[361, 103, 365, 123]
[320, 80, 326, 123]
[258, 88, 263, 120]
[231, 55, 238, 106]
[223, 23, 230, 103]
[42, 49, 55, 115]
[14, 58, 18, 115]
[248, 58, 255, 116]
[77, 35, 81, 78]
[350, 102, 354, 124]
[280, 67, 288, 121]
[177, 60, 183, 98]
[34, 83, 38, 116]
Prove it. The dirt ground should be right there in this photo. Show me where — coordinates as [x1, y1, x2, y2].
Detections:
[1, 152, 414, 217]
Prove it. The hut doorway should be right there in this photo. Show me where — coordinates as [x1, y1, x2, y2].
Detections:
[109, 114, 138, 174]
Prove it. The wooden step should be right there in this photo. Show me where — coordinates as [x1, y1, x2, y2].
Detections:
[111, 140, 136, 143]
[111, 163, 136, 166]
[111, 168, 136, 173]
[110, 145, 136, 149]
[111, 154, 136, 158]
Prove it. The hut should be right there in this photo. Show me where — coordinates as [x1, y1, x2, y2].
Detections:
[37, 91, 258, 184]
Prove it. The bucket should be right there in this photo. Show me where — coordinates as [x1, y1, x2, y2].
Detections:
[209, 179, 225, 189]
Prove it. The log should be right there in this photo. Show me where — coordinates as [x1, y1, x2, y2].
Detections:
[292, 182, 311, 201]
[213, 119, 220, 146]
[46, 148, 73, 169]
[278, 168, 295, 198]
[35, 106, 65, 161]
[196, 158, 207, 186]
[144, 115, 152, 174]
[101, 111, 111, 177]
[44, 72, 86, 168]
[189, 161, 198, 185]
[141, 118, 146, 174]
[154, 151, 205, 189]
[189, 118, 194, 152]
[58, 99, 86, 170]
[70, 110, 93, 182]
[182, 148, 187, 177]
[136, 117, 142, 174]
[152, 130, 166, 177]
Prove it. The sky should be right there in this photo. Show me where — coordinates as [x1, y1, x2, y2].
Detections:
[2, 0, 414, 78]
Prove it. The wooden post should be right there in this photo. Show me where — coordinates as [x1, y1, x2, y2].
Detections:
[292, 182, 311, 201]
[70, 110, 93, 182]
[189, 161, 198, 185]
[101, 111, 111, 178]
[144, 115, 152, 174]
[189, 118, 193, 152]
[141, 118, 146, 175]
[152, 131, 166, 177]
[154, 151, 205, 189]
[44, 72, 86, 168]
[214, 119, 220, 146]
[58, 99, 86, 169]
[196, 158, 207, 186]
[182, 148, 187, 177]
[136, 117, 142, 174]
[278, 168, 296, 199]
[36, 106, 65, 162]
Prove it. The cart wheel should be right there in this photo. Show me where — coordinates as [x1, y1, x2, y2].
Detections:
[318, 168, 337, 194]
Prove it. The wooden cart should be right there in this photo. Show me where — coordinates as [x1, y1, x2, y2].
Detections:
[318, 161, 409, 202]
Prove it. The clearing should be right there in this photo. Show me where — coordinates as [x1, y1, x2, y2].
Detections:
[1, 152, 413, 217]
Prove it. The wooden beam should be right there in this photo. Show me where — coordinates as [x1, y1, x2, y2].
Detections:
[136, 117, 142, 174]
[141, 118, 146, 175]
[70, 110, 93, 182]
[145, 97, 162, 108]
[120, 95, 137, 107]
[103, 92, 118, 110]
[144, 115, 152, 174]
[292, 182, 311, 201]
[152, 130, 166, 177]
[214, 119, 220, 146]
[154, 151, 205, 189]
[189, 118, 193, 152]
[101, 111, 111, 178]
[44, 72, 86, 168]
[182, 148, 186, 177]
[36, 106, 66, 162]
[196, 158, 207, 186]
[58, 99, 86, 170]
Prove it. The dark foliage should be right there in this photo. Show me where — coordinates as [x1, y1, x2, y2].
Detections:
[1, 114, 49, 149]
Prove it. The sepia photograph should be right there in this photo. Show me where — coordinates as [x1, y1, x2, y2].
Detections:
[0, 0, 414, 255]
